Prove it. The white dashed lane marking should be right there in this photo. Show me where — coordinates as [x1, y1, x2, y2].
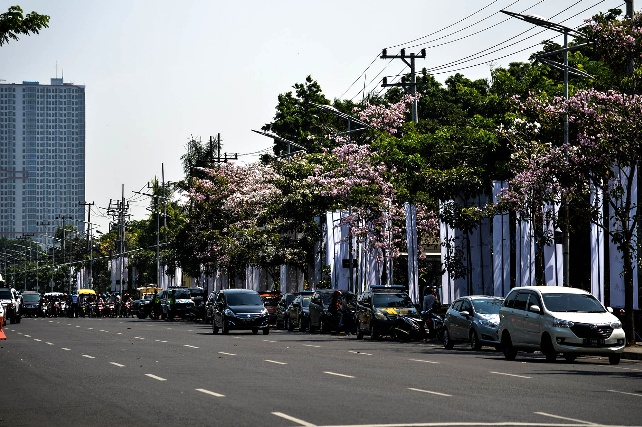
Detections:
[408, 387, 452, 397]
[409, 358, 439, 364]
[324, 371, 354, 378]
[145, 374, 167, 381]
[195, 388, 225, 397]
[218, 352, 236, 356]
[184, 344, 199, 349]
[265, 360, 287, 365]
[607, 389, 642, 398]
[491, 371, 532, 379]
[110, 362, 125, 367]
[82, 355, 96, 359]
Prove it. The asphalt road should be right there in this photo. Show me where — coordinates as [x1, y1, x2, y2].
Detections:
[1, 317, 641, 427]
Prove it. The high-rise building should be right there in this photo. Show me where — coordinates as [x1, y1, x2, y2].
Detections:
[0, 77, 85, 242]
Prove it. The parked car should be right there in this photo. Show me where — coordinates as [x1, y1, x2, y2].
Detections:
[260, 291, 282, 327]
[188, 287, 207, 321]
[356, 285, 418, 340]
[275, 293, 298, 329]
[443, 295, 503, 350]
[21, 291, 43, 317]
[308, 289, 338, 333]
[132, 294, 154, 319]
[0, 286, 22, 324]
[212, 289, 270, 335]
[159, 287, 195, 321]
[286, 291, 314, 332]
[498, 286, 626, 364]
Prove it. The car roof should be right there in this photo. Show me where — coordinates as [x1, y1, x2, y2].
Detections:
[221, 289, 258, 294]
[515, 286, 590, 295]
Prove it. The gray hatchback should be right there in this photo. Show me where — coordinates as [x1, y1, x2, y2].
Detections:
[443, 295, 503, 350]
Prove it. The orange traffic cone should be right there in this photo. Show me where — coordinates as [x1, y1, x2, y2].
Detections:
[0, 315, 6, 340]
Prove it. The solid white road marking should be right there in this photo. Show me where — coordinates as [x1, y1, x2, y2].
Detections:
[46, 342, 54, 345]
[272, 412, 316, 426]
[110, 362, 125, 367]
[409, 358, 439, 364]
[534, 411, 597, 424]
[184, 344, 200, 349]
[145, 374, 167, 381]
[87, 327, 94, 330]
[490, 371, 532, 379]
[195, 388, 225, 397]
[34, 338, 41, 342]
[408, 387, 452, 397]
[349, 350, 372, 356]
[82, 355, 95, 359]
[218, 352, 236, 356]
[607, 389, 642, 398]
[61, 348, 71, 351]
[303, 344, 321, 348]
[265, 360, 287, 365]
[324, 371, 355, 378]
[23, 334, 30, 337]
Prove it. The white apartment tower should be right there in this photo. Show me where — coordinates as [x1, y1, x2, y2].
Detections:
[0, 78, 85, 241]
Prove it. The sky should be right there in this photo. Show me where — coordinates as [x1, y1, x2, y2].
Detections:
[0, 0, 626, 233]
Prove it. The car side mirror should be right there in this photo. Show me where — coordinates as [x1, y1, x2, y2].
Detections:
[460, 310, 470, 317]
[607, 307, 613, 313]
[529, 305, 541, 314]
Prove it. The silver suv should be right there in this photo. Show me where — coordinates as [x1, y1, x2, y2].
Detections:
[0, 287, 22, 324]
[498, 286, 625, 364]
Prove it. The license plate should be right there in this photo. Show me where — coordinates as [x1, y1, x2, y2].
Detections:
[584, 338, 604, 346]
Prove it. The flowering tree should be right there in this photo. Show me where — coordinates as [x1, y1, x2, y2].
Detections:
[500, 10, 642, 344]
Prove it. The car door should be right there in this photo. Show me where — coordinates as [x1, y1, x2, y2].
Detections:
[289, 296, 301, 327]
[447, 299, 465, 339]
[357, 292, 372, 332]
[521, 291, 544, 347]
[309, 292, 321, 327]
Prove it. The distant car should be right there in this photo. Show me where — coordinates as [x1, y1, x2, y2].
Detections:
[260, 291, 282, 327]
[212, 289, 270, 335]
[356, 286, 418, 340]
[286, 291, 314, 332]
[205, 291, 217, 324]
[21, 291, 43, 318]
[159, 287, 195, 321]
[308, 289, 338, 333]
[275, 293, 298, 329]
[498, 286, 626, 364]
[132, 294, 154, 319]
[0, 287, 22, 324]
[442, 295, 503, 350]
[188, 287, 207, 320]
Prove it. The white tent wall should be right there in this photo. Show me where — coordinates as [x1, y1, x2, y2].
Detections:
[493, 181, 511, 297]
[543, 203, 563, 286]
[591, 184, 606, 303]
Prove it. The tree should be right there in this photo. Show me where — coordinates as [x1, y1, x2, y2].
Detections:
[0, 5, 49, 46]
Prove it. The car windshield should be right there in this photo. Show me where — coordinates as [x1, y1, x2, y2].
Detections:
[22, 294, 40, 303]
[226, 292, 263, 306]
[261, 296, 280, 307]
[472, 298, 502, 315]
[542, 293, 606, 313]
[0, 290, 12, 299]
[373, 293, 414, 308]
[301, 297, 311, 307]
[143, 294, 154, 301]
[189, 289, 205, 298]
[171, 290, 191, 299]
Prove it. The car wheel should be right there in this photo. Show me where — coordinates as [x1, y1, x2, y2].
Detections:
[609, 354, 621, 365]
[356, 328, 363, 340]
[252, 328, 258, 334]
[470, 330, 482, 351]
[298, 317, 306, 332]
[263, 328, 269, 335]
[370, 323, 380, 340]
[563, 353, 577, 363]
[443, 329, 454, 349]
[212, 319, 219, 334]
[502, 333, 517, 361]
[541, 335, 556, 362]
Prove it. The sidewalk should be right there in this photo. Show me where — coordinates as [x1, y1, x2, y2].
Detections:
[622, 343, 642, 360]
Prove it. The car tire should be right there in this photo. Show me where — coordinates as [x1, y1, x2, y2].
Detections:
[263, 328, 269, 335]
[298, 317, 306, 332]
[443, 329, 454, 349]
[370, 323, 380, 340]
[15, 314, 21, 324]
[470, 330, 482, 351]
[502, 333, 517, 361]
[356, 328, 363, 340]
[609, 354, 621, 365]
[563, 353, 577, 363]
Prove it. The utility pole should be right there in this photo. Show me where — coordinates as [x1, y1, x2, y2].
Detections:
[107, 186, 129, 295]
[209, 133, 238, 164]
[79, 201, 94, 289]
[380, 48, 426, 124]
[55, 215, 72, 293]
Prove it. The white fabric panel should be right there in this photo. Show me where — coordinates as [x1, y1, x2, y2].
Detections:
[405, 202, 419, 304]
[543, 203, 562, 286]
[493, 181, 511, 297]
[590, 184, 605, 303]
[440, 213, 454, 305]
[517, 216, 535, 286]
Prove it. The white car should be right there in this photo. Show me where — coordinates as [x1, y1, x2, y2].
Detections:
[498, 286, 626, 364]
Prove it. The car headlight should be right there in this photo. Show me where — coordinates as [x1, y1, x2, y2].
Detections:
[610, 321, 622, 329]
[374, 309, 388, 320]
[261, 308, 268, 316]
[553, 318, 574, 328]
[224, 308, 235, 317]
[478, 319, 498, 328]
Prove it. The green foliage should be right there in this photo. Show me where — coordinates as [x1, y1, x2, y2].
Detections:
[0, 5, 49, 46]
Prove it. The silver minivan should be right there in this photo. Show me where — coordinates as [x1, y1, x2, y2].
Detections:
[498, 286, 626, 364]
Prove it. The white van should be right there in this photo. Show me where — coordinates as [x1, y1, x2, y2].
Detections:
[498, 286, 626, 364]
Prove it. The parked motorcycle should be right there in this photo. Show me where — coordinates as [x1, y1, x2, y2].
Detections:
[394, 314, 425, 341]
[422, 310, 445, 342]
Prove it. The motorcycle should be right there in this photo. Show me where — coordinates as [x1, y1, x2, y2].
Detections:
[422, 310, 445, 342]
[394, 314, 426, 341]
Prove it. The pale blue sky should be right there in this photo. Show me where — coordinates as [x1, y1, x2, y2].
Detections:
[0, 0, 625, 232]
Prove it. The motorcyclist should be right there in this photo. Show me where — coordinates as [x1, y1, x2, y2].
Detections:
[423, 287, 437, 313]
